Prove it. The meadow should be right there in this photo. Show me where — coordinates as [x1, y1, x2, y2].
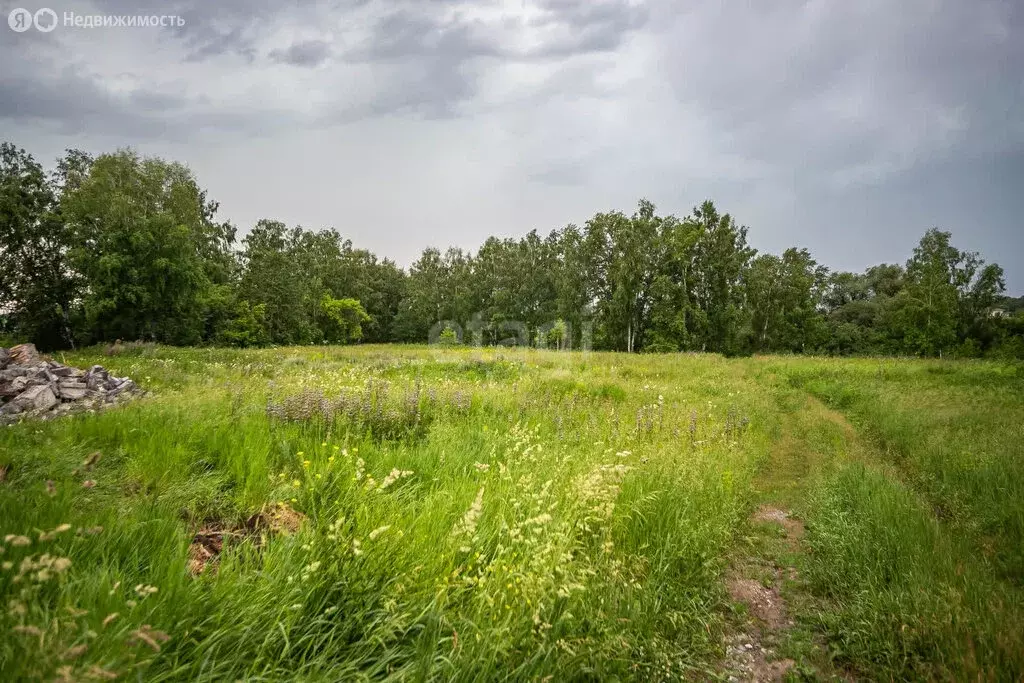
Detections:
[1, 345, 1022, 681]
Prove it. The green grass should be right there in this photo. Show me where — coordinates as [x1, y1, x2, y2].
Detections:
[1, 347, 1022, 680]
[0, 346, 773, 681]
[765, 356, 1024, 680]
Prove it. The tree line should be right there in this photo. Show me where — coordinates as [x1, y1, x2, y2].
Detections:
[2, 142, 1022, 357]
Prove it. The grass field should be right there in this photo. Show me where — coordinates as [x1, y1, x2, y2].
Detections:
[1, 346, 1022, 681]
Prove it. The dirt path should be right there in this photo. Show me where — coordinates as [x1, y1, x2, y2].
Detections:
[722, 505, 804, 682]
[719, 379, 862, 681]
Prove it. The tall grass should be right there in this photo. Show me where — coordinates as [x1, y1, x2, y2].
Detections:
[0, 346, 769, 681]
[769, 357, 1024, 679]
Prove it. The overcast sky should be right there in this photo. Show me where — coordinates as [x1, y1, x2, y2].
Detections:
[2, 0, 1022, 291]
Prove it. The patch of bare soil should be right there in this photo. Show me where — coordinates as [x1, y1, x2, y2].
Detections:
[187, 502, 305, 576]
[727, 577, 788, 630]
[723, 506, 805, 682]
[753, 505, 805, 547]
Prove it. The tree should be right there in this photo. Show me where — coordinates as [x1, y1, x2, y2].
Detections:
[319, 295, 370, 344]
[881, 229, 997, 356]
[236, 220, 316, 344]
[217, 301, 270, 347]
[0, 144, 79, 349]
[60, 150, 231, 345]
[690, 201, 756, 355]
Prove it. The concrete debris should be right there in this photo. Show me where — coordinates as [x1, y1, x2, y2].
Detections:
[0, 343, 143, 425]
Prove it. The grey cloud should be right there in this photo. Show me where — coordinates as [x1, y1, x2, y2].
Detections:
[332, 0, 648, 120]
[0, 64, 297, 140]
[2, 0, 1022, 290]
[269, 39, 331, 66]
[351, 0, 648, 63]
[656, 0, 1024, 187]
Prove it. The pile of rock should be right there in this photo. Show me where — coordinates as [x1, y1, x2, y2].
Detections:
[1, 343, 142, 424]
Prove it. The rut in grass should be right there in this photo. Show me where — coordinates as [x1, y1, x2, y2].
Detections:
[723, 505, 803, 683]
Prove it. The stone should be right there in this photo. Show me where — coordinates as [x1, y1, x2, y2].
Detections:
[85, 366, 109, 390]
[8, 343, 41, 366]
[0, 347, 9, 369]
[1, 367, 29, 380]
[108, 379, 138, 397]
[13, 385, 58, 412]
[1, 401, 23, 415]
[1, 376, 29, 398]
[0, 352, 141, 422]
[57, 381, 89, 401]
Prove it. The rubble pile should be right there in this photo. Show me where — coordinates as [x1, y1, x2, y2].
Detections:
[0, 343, 142, 424]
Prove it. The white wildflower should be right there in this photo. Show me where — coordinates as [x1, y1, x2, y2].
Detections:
[453, 486, 485, 544]
[379, 468, 413, 491]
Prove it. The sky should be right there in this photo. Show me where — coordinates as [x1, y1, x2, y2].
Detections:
[2, 0, 1022, 292]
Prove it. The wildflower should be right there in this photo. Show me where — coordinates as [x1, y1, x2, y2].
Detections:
[86, 665, 119, 680]
[354, 458, 366, 481]
[351, 539, 363, 556]
[12, 624, 42, 636]
[134, 584, 158, 598]
[453, 487, 485, 544]
[128, 625, 170, 652]
[473, 462, 490, 472]
[292, 479, 301, 487]
[303, 460, 311, 468]
[379, 468, 413, 490]
[368, 525, 391, 541]
[61, 644, 88, 660]
[40, 523, 73, 542]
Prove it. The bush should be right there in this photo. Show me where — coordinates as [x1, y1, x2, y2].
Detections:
[438, 324, 460, 346]
[217, 301, 270, 347]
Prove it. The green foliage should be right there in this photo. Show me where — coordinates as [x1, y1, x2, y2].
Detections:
[0, 144, 78, 349]
[0, 346, 764, 681]
[437, 324, 459, 346]
[318, 295, 370, 344]
[546, 318, 568, 349]
[217, 300, 270, 347]
[1, 138, 1020, 359]
[59, 149, 235, 345]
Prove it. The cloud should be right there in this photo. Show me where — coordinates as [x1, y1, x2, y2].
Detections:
[269, 39, 331, 66]
[2, 0, 1022, 290]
